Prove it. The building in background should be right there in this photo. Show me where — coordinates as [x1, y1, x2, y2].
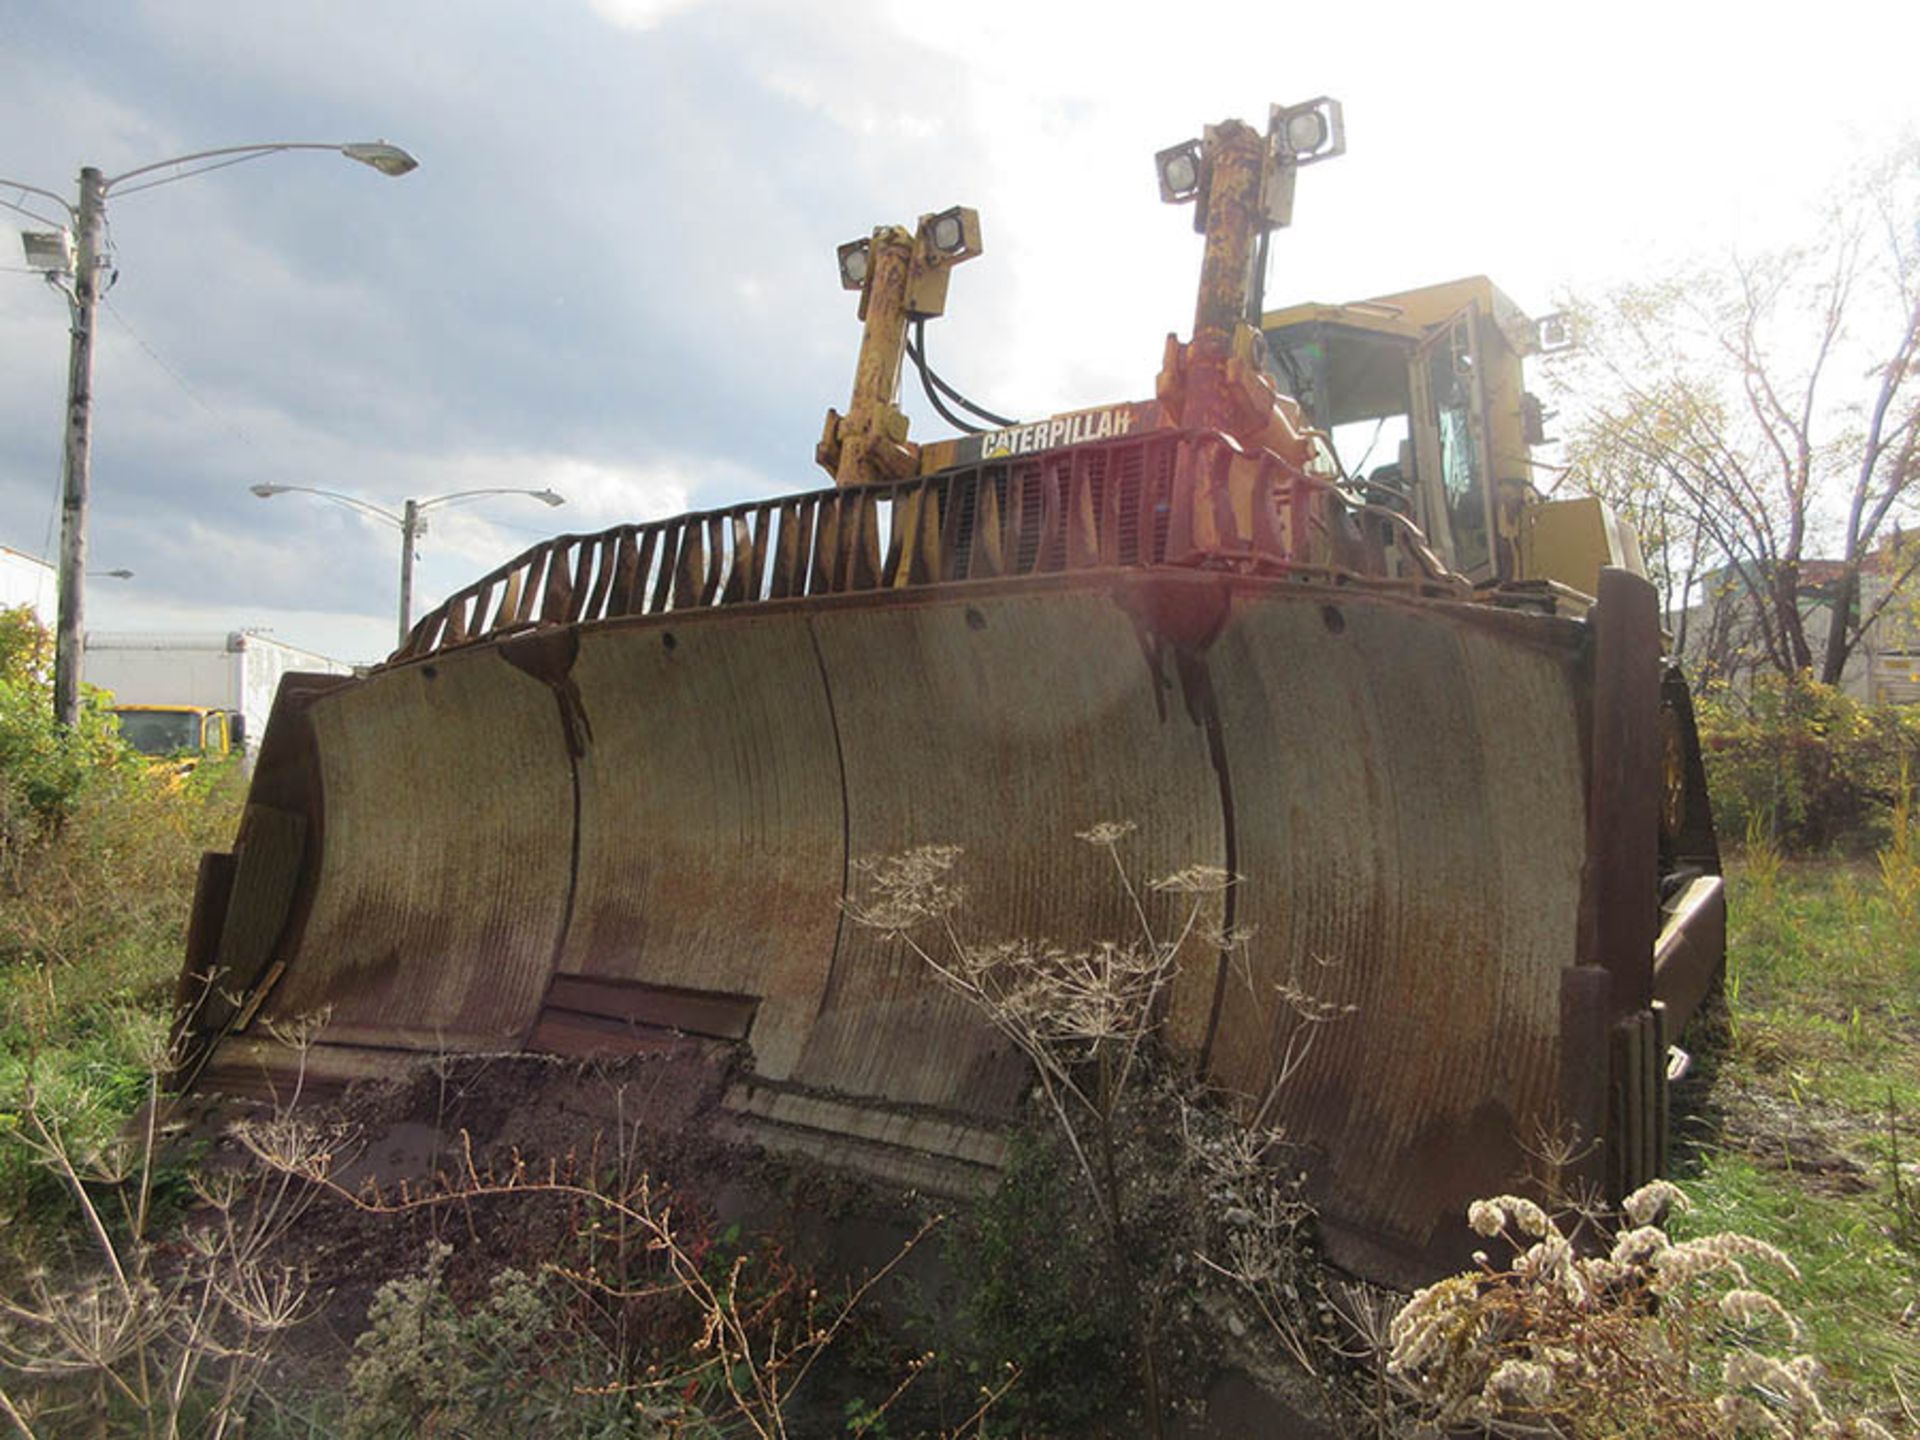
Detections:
[1676, 545, 1920, 704]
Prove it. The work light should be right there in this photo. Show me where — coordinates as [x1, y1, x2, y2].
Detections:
[919, 205, 981, 260]
[1269, 98, 1345, 165]
[20, 230, 73, 275]
[837, 237, 871, 290]
[1155, 140, 1203, 203]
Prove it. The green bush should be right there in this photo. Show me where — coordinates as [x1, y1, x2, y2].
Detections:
[1695, 675, 1920, 853]
[0, 607, 247, 1236]
[344, 1242, 663, 1437]
[943, 1128, 1135, 1435]
[0, 606, 126, 846]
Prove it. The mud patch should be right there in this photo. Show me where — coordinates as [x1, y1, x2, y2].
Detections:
[1670, 1007, 1877, 1197]
[181, 1040, 891, 1409]
[1710, 1081, 1877, 1195]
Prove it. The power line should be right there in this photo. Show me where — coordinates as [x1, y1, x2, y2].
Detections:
[101, 294, 262, 457]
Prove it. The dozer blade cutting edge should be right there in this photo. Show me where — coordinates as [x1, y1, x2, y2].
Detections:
[173, 437, 1725, 1288]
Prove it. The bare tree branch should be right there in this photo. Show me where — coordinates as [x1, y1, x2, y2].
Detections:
[1558, 145, 1920, 688]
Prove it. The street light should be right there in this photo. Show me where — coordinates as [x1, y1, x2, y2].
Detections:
[1, 139, 419, 727]
[249, 483, 566, 646]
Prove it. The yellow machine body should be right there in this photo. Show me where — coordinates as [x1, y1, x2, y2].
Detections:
[1264, 275, 1635, 597]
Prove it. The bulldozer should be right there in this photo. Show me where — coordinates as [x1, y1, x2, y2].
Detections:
[173, 103, 1725, 1287]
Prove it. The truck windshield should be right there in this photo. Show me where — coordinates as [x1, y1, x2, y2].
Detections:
[113, 710, 202, 756]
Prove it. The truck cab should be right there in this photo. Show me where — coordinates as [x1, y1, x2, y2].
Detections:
[111, 704, 240, 762]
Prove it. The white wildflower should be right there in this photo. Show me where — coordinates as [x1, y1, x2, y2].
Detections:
[1514, 1235, 1575, 1289]
[1581, 1257, 1631, 1290]
[1718, 1287, 1802, 1340]
[1724, 1352, 1826, 1418]
[1386, 1275, 1478, 1376]
[1076, 820, 1137, 846]
[1610, 1224, 1670, 1268]
[1468, 1194, 1553, 1240]
[1486, 1358, 1555, 1408]
[1148, 864, 1238, 894]
[1621, 1178, 1692, 1227]
[1653, 1233, 1800, 1295]
[1716, 1393, 1794, 1439]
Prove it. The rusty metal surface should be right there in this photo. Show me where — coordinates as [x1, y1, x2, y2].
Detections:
[1653, 876, 1726, 1032]
[190, 557, 1619, 1280]
[257, 646, 574, 1049]
[725, 1081, 1010, 1171]
[525, 1010, 691, 1060]
[559, 615, 843, 1080]
[172, 672, 347, 1083]
[725, 1087, 1007, 1200]
[195, 1037, 422, 1103]
[1202, 589, 1588, 1255]
[202, 805, 307, 1027]
[540, 974, 759, 1041]
[176, 850, 235, 1021]
[797, 584, 1228, 1114]
[1583, 568, 1663, 1017]
[391, 428, 1460, 668]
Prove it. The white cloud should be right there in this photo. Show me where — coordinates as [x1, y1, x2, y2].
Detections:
[587, 0, 708, 32]
[7, 0, 1919, 662]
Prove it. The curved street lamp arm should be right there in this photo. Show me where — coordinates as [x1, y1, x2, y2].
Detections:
[109, 150, 301, 199]
[0, 177, 76, 219]
[0, 194, 68, 230]
[415, 486, 567, 513]
[104, 142, 364, 192]
[253, 484, 403, 528]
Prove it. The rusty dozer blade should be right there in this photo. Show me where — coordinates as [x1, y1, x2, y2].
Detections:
[174, 442, 1722, 1288]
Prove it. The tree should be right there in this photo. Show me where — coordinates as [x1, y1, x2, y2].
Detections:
[1557, 140, 1920, 689]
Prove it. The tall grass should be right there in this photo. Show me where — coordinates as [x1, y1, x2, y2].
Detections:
[1, 759, 246, 1237]
[1877, 758, 1919, 924]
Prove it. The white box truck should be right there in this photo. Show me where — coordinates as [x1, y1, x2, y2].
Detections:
[83, 631, 355, 759]
[0, 545, 55, 622]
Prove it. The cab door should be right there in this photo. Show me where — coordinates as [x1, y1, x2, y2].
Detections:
[1409, 304, 1498, 581]
[200, 711, 229, 756]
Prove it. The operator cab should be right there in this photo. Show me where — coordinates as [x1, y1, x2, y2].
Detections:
[1262, 276, 1552, 584]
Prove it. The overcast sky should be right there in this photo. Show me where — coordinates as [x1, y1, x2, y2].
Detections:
[3, 0, 1915, 664]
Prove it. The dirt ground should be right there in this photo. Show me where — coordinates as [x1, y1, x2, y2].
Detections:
[172, 1041, 1335, 1435]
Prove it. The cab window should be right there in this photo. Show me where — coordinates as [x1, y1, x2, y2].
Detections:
[1425, 320, 1491, 575]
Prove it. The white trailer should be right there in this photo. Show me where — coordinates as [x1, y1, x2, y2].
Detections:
[0, 546, 56, 622]
[83, 631, 355, 754]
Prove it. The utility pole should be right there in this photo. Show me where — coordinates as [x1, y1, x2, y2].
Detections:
[398, 498, 420, 647]
[5, 140, 417, 727]
[250, 483, 563, 650]
[52, 167, 106, 728]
